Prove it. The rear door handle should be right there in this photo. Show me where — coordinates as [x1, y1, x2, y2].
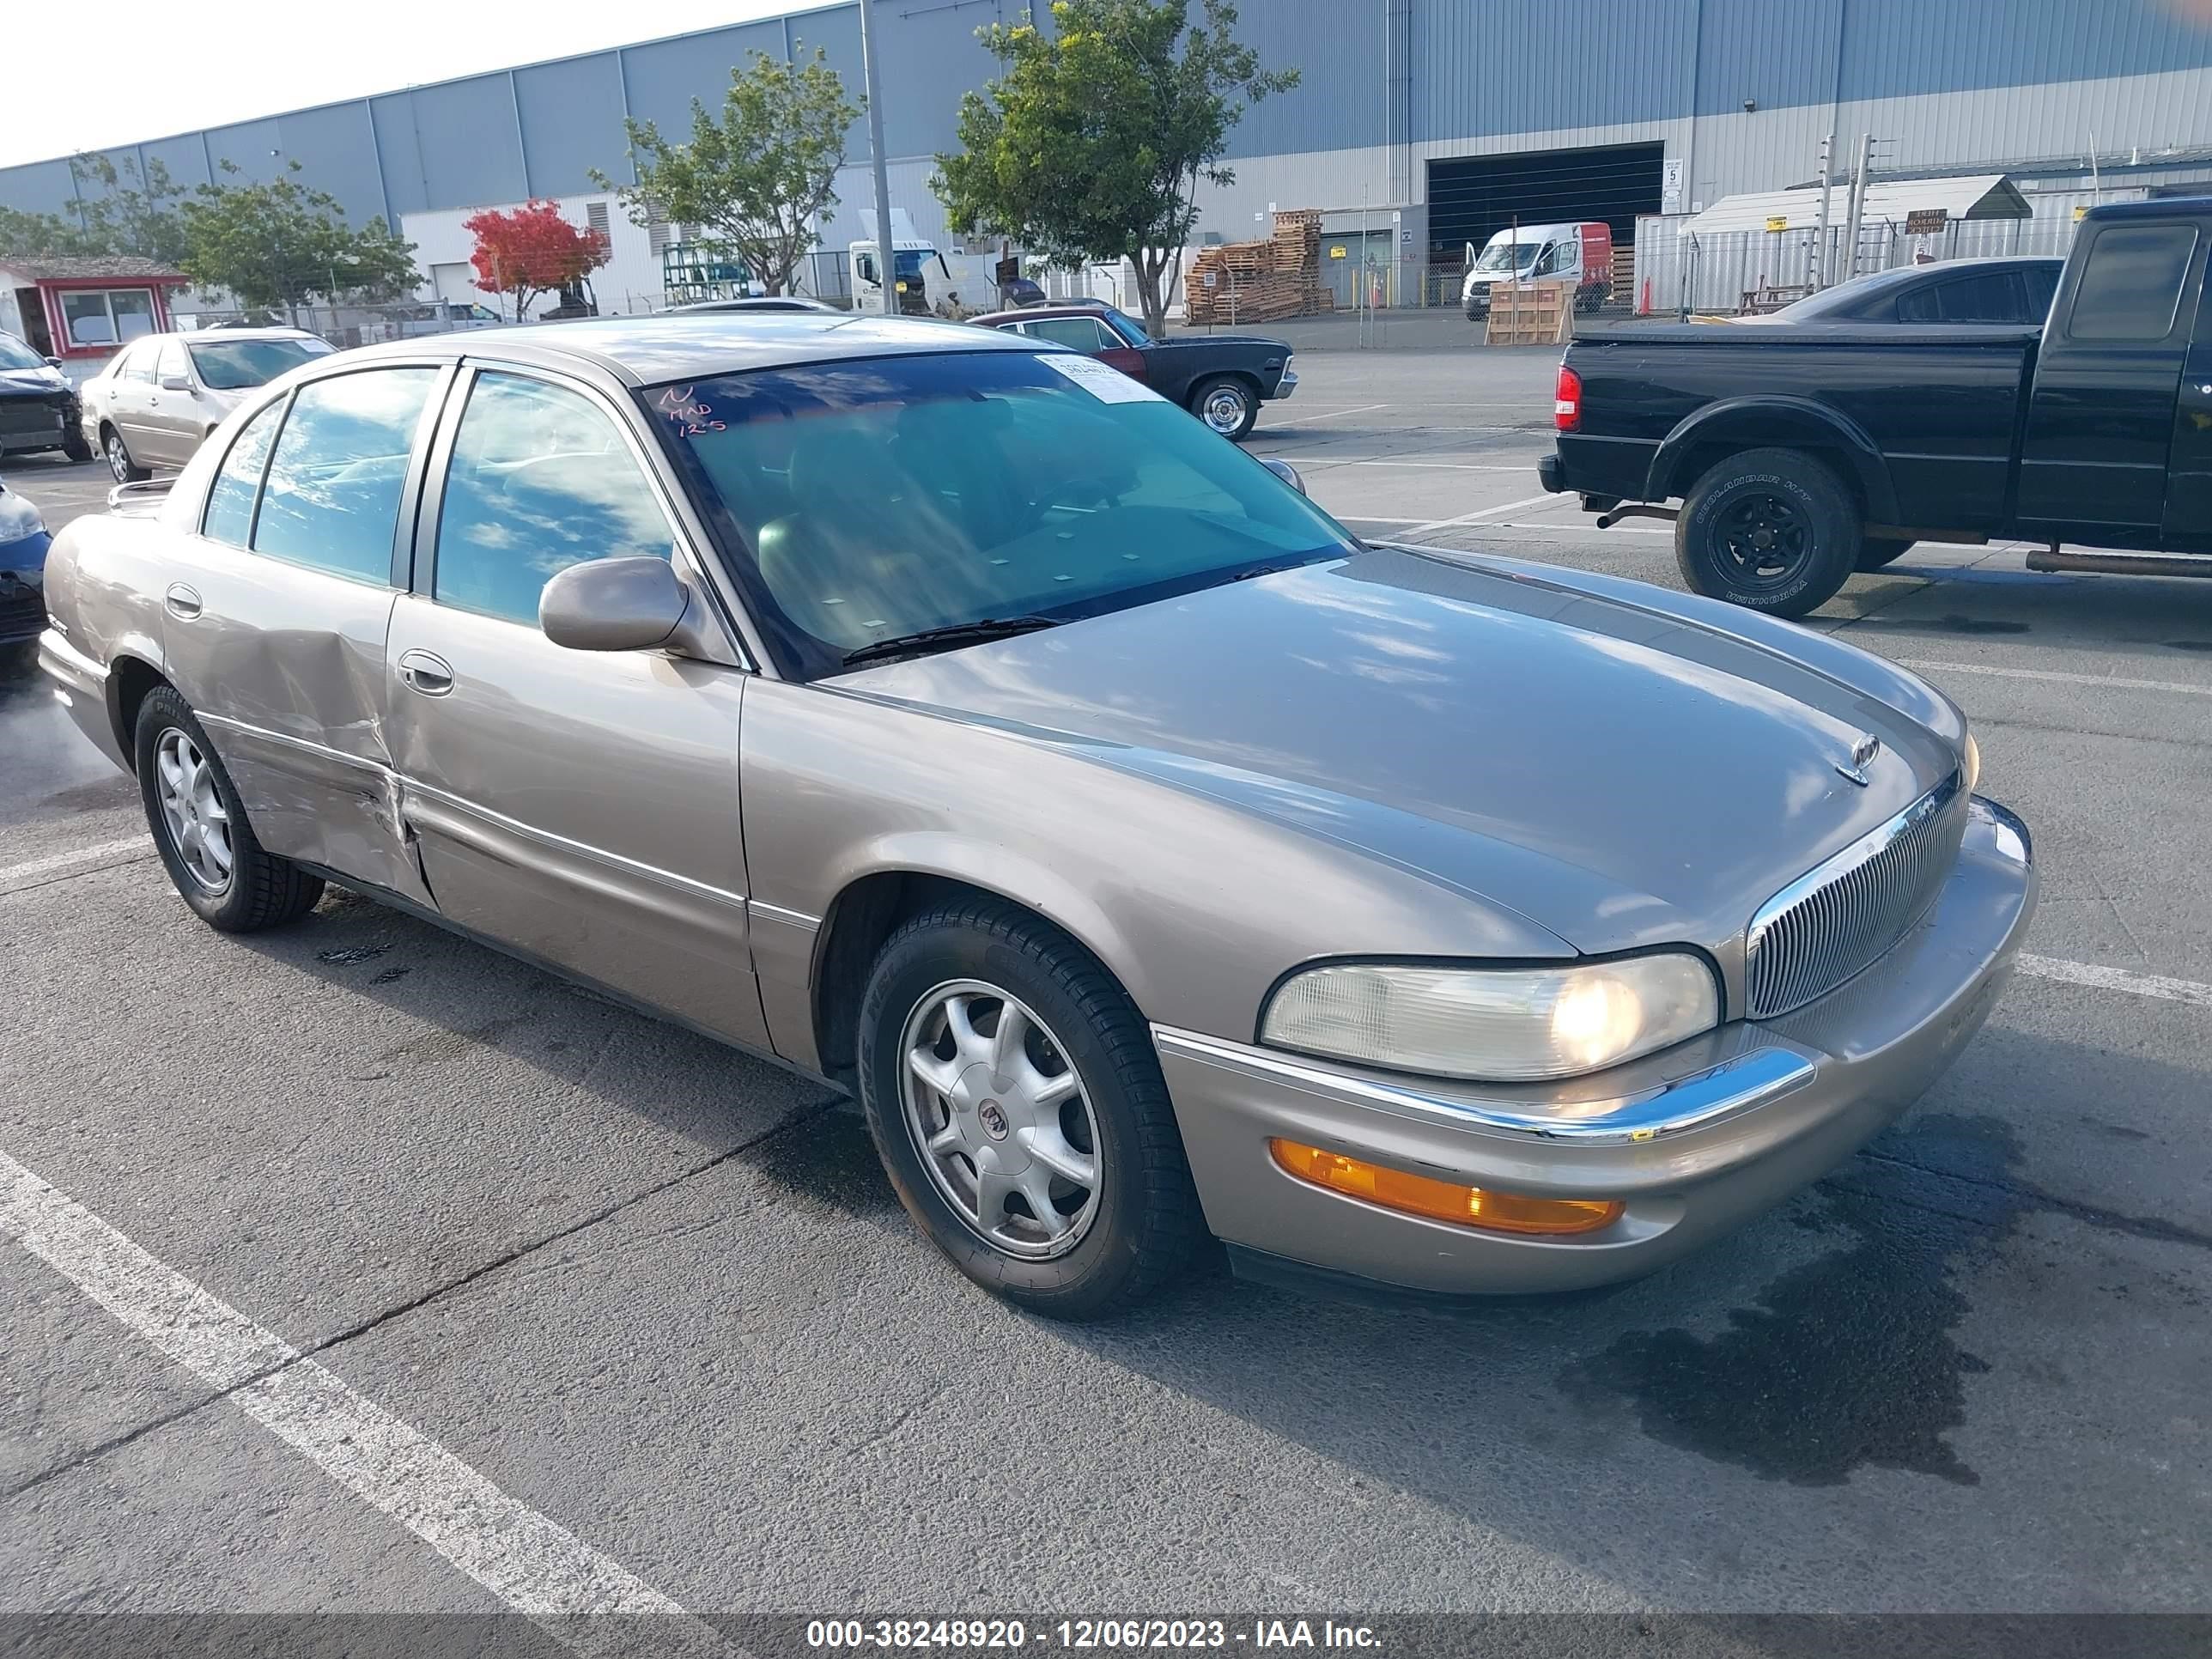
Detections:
[163, 583, 201, 620]
[396, 649, 453, 696]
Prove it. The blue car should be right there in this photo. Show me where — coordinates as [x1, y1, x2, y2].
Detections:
[0, 474, 52, 646]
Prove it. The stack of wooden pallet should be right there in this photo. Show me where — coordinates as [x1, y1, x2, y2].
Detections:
[1484, 280, 1575, 345]
[1184, 210, 1332, 325]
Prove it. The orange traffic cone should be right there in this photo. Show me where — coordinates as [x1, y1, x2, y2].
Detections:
[1639, 277, 1653, 315]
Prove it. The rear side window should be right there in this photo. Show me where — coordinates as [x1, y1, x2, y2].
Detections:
[200, 399, 285, 549]
[1899, 271, 2027, 325]
[2023, 264, 2061, 318]
[1026, 316, 1114, 351]
[252, 368, 439, 583]
[2068, 226, 2202, 341]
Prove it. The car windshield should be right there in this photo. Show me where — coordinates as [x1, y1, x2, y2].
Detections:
[653, 349, 1357, 678]
[894, 251, 929, 278]
[0, 334, 47, 370]
[187, 337, 332, 389]
[1103, 306, 1151, 343]
[1473, 240, 1542, 274]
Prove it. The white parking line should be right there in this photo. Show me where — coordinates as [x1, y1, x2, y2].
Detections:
[2017, 955, 2212, 1008]
[1301, 459, 1544, 472]
[1894, 659, 2212, 699]
[0, 835, 154, 893]
[0, 1148, 730, 1658]
[1397, 493, 1566, 537]
[1275, 403, 1389, 424]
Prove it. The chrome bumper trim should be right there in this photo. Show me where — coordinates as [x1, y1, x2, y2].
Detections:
[1150, 1025, 1816, 1146]
[36, 626, 106, 696]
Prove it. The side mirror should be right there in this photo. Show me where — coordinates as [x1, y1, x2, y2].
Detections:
[43, 355, 62, 368]
[538, 556, 732, 662]
[1259, 457, 1305, 495]
[160, 372, 192, 392]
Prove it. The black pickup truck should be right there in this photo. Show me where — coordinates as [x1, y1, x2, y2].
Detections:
[1541, 198, 2212, 617]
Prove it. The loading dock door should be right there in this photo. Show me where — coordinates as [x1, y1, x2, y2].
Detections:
[1427, 143, 1663, 259]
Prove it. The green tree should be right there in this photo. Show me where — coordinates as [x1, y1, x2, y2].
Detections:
[0, 153, 187, 264]
[933, 0, 1297, 336]
[179, 162, 419, 319]
[592, 46, 857, 297]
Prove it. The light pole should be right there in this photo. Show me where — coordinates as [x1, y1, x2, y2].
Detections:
[858, 0, 898, 316]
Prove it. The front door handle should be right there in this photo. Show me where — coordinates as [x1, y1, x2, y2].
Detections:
[163, 583, 201, 620]
[397, 649, 453, 696]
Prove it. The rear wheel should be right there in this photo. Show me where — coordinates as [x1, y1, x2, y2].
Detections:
[1856, 536, 1915, 571]
[134, 687, 323, 933]
[1674, 447, 1859, 619]
[104, 425, 149, 484]
[857, 900, 1206, 1318]
[1190, 376, 1257, 441]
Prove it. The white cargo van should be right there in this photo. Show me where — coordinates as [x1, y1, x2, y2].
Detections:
[1462, 222, 1613, 320]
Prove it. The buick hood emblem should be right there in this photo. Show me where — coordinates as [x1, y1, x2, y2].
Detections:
[1835, 733, 1881, 787]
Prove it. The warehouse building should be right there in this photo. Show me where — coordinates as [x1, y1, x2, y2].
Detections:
[6, 0, 2212, 317]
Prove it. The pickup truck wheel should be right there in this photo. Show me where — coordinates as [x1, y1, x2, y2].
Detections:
[134, 687, 324, 933]
[1856, 537, 1915, 571]
[1675, 448, 1858, 619]
[857, 900, 1207, 1319]
[1191, 377, 1258, 441]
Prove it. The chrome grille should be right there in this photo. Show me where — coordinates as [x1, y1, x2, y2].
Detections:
[1745, 772, 1966, 1018]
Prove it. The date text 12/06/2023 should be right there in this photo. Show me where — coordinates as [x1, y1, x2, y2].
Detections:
[802, 1620, 1382, 1650]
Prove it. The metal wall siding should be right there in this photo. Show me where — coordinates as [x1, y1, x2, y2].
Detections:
[872, 2, 1030, 161]
[370, 95, 428, 220]
[1694, 0, 1844, 116]
[512, 58, 629, 200]
[406, 76, 529, 213]
[1838, 0, 2212, 103]
[140, 135, 216, 197]
[620, 21, 792, 138]
[0, 158, 78, 218]
[1220, 0, 1389, 161]
[268, 106, 394, 227]
[1411, 0, 1698, 143]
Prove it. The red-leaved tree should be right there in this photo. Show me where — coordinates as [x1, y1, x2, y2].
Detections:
[464, 200, 611, 320]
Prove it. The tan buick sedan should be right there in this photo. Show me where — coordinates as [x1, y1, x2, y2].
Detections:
[37, 315, 2035, 1317]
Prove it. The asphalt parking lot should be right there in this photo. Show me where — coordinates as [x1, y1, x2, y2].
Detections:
[1, 344, 2209, 1634]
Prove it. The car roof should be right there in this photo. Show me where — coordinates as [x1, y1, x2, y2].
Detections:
[332, 311, 1047, 386]
[968, 303, 1112, 328]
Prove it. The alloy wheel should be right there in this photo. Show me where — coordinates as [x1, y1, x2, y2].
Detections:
[154, 727, 234, 895]
[106, 431, 131, 483]
[898, 979, 1103, 1261]
[1200, 384, 1250, 436]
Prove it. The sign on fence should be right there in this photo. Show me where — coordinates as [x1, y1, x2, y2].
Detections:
[1905, 208, 1950, 236]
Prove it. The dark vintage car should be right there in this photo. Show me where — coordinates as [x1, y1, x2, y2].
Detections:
[1732, 256, 2063, 327]
[1543, 198, 2212, 616]
[1, 330, 93, 465]
[969, 302, 1297, 440]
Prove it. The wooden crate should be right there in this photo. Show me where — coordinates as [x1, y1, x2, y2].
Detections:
[1484, 280, 1575, 345]
[1185, 209, 1329, 325]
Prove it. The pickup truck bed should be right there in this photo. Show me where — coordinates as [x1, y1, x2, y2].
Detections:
[1542, 197, 2212, 617]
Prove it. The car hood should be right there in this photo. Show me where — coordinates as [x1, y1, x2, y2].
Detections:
[1152, 334, 1288, 354]
[838, 545, 1961, 956]
[0, 370, 69, 396]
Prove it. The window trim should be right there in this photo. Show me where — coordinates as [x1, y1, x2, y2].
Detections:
[413, 361, 753, 668]
[59, 287, 158, 349]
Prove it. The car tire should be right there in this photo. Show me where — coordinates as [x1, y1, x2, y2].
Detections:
[1190, 376, 1258, 442]
[1856, 536, 1915, 572]
[134, 686, 323, 933]
[1674, 447, 1859, 620]
[62, 428, 93, 465]
[104, 425, 149, 484]
[856, 899, 1207, 1319]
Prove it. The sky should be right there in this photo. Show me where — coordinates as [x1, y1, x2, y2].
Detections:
[0, 0, 807, 169]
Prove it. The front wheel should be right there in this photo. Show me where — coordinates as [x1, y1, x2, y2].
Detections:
[1190, 376, 1257, 441]
[62, 428, 93, 465]
[1674, 447, 1860, 619]
[857, 901, 1206, 1318]
[134, 686, 323, 933]
[104, 426, 149, 484]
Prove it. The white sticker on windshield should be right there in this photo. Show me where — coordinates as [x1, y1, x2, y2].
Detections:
[1038, 350, 1164, 404]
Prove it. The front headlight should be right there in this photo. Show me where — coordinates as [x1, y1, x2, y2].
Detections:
[1261, 955, 1720, 1082]
[1962, 731, 1980, 795]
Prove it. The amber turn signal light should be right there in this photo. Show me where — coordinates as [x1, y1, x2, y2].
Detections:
[1269, 1139, 1624, 1237]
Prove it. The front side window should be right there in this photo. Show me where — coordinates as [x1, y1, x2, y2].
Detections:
[434, 371, 672, 624]
[156, 340, 190, 384]
[116, 343, 155, 383]
[654, 350, 1356, 678]
[188, 337, 331, 390]
[2068, 225, 2201, 342]
[201, 398, 286, 549]
[252, 368, 439, 582]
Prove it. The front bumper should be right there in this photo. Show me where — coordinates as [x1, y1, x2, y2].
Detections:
[1154, 796, 2036, 1298]
[0, 392, 80, 453]
[1267, 364, 1297, 401]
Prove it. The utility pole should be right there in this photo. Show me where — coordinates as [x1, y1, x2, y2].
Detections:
[1838, 131, 1873, 285]
[1810, 132, 1834, 290]
[858, 0, 898, 317]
